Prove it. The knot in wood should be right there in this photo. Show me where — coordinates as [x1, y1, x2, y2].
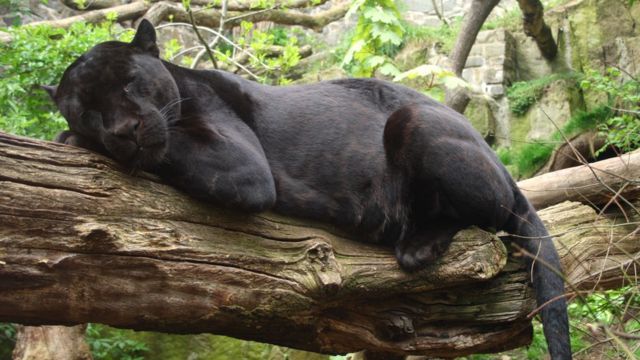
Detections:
[378, 313, 415, 341]
[306, 243, 334, 271]
[76, 224, 118, 251]
[305, 242, 342, 295]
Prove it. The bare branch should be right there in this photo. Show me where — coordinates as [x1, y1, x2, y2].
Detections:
[152, 1, 350, 32]
[25, 2, 150, 29]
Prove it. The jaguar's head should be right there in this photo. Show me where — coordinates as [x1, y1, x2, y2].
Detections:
[47, 20, 181, 170]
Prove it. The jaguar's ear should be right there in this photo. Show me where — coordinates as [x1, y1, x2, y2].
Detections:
[131, 19, 159, 57]
[41, 85, 58, 101]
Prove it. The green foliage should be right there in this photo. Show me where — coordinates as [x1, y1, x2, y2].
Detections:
[482, 7, 522, 31]
[163, 38, 183, 59]
[580, 67, 640, 154]
[393, 64, 470, 101]
[511, 141, 555, 177]
[236, 21, 301, 85]
[402, 17, 461, 55]
[567, 287, 640, 357]
[73, 0, 87, 10]
[562, 105, 612, 135]
[498, 106, 610, 178]
[85, 326, 329, 360]
[507, 72, 581, 116]
[342, 0, 405, 77]
[0, 323, 16, 359]
[0, 21, 132, 140]
[86, 324, 149, 360]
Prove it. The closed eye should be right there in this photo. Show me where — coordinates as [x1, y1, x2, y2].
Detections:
[80, 110, 103, 132]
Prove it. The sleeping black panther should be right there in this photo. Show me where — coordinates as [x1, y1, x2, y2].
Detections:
[45, 20, 570, 359]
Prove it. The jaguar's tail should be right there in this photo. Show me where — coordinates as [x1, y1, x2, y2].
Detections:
[506, 191, 571, 360]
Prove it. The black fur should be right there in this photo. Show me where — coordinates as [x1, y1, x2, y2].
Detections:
[49, 20, 571, 359]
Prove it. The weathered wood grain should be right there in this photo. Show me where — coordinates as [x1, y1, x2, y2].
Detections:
[0, 132, 637, 356]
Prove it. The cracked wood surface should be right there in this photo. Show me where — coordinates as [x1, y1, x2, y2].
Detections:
[0, 132, 637, 356]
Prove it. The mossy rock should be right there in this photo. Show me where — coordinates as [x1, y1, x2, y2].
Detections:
[522, 79, 582, 141]
[547, 0, 640, 72]
[464, 95, 497, 144]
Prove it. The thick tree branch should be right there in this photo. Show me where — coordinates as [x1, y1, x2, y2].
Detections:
[445, 0, 500, 113]
[518, 150, 640, 210]
[60, 0, 125, 11]
[165, 0, 330, 12]
[12, 325, 91, 360]
[0, 0, 347, 39]
[25, 2, 150, 29]
[145, 1, 350, 31]
[61, 0, 329, 12]
[0, 132, 638, 356]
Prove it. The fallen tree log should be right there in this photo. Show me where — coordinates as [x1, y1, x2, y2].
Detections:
[0, 132, 638, 356]
[517, 149, 640, 210]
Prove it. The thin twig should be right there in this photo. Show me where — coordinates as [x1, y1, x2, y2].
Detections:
[156, 23, 272, 69]
[209, 0, 228, 49]
[186, 6, 218, 69]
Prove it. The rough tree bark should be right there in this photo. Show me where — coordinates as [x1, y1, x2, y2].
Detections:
[12, 325, 92, 360]
[24, 2, 150, 30]
[518, 149, 640, 210]
[17, 0, 349, 32]
[143, 1, 350, 31]
[0, 132, 638, 357]
[60, 0, 330, 12]
[60, 0, 124, 11]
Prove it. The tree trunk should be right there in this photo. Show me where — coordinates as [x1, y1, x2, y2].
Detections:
[12, 325, 92, 360]
[445, 0, 500, 113]
[516, 0, 557, 60]
[0, 132, 638, 356]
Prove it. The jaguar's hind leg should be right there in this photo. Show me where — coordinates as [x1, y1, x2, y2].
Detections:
[394, 220, 466, 272]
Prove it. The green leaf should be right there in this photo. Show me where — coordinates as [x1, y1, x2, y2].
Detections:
[364, 55, 385, 68]
[346, 0, 366, 18]
[363, 6, 396, 24]
[342, 39, 365, 65]
[441, 75, 470, 90]
[378, 62, 400, 76]
[393, 64, 444, 81]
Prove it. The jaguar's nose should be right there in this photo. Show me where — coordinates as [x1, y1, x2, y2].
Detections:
[113, 117, 140, 140]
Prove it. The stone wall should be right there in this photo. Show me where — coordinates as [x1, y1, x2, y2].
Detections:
[402, 0, 518, 27]
[460, 27, 582, 149]
[461, 29, 519, 147]
[462, 30, 517, 97]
